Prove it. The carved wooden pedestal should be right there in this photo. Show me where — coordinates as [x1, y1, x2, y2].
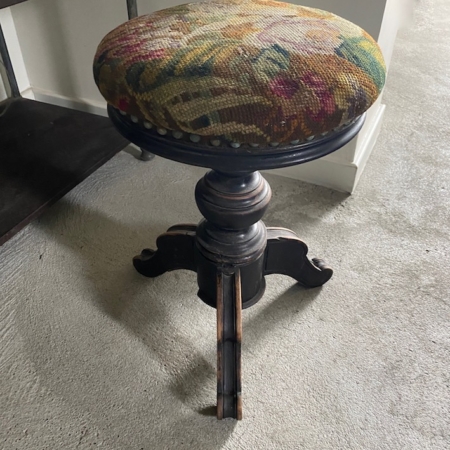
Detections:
[133, 170, 332, 419]
[108, 106, 365, 420]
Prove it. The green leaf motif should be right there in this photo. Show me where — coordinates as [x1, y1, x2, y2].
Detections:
[336, 37, 386, 92]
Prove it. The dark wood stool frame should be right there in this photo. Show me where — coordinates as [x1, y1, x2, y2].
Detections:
[109, 106, 365, 420]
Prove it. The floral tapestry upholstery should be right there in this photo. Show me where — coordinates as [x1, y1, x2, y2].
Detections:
[94, 0, 386, 147]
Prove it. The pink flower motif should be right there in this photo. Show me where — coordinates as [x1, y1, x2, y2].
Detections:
[269, 75, 299, 99]
[301, 72, 327, 91]
[320, 92, 335, 115]
[118, 98, 129, 112]
[301, 71, 335, 119]
[147, 48, 166, 60]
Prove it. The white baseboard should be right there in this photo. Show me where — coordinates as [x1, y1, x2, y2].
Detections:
[26, 87, 385, 193]
[267, 159, 358, 193]
[20, 86, 35, 100]
[268, 104, 386, 193]
[30, 87, 108, 117]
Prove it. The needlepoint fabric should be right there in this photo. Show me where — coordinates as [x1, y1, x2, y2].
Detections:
[94, 0, 386, 146]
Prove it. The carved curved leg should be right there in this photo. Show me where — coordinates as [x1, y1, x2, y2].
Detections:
[133, 225, 197, 277]
[264, 227, 333, 288]
[217, 269, 242, 420]
[140, 148, 155, 161]
[166, 223, 197, 233]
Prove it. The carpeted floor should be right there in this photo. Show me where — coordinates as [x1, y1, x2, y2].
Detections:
[1, 1, 449, 449]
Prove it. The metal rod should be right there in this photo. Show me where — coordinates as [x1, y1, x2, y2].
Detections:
[0, 23, 20, 98]
[126, 0, 138, 19]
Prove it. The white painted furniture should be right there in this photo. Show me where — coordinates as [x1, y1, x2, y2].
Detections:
[271, 0, 409, 192]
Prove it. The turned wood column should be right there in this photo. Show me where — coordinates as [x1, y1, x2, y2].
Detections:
[194, 170, 272, 308]
[194, 170, 271, 419]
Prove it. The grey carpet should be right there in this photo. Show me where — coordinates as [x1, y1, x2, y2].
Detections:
[1, 0, 449, 448]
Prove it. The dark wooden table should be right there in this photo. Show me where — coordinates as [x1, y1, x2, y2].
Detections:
[0, 98, 128, 245]
[0, 0, 132, 245]
[0, 0, 27, 8]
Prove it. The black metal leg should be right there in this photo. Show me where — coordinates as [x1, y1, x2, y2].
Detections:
[0, 24, 20, 98]
[133, 224, 197, 277]
[126, 0, 138, 19]
[264, 227, 333, 287]
[216, 269, 242, 420]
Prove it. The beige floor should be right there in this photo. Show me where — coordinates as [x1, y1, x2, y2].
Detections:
[1, 0, 449, 448]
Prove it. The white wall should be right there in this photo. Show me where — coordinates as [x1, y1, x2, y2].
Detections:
[6, 0, 409, 191]
[9, 0, 129, 111]
[378, 0, 414, 69]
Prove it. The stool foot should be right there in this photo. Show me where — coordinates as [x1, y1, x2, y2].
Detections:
[264, 227, 333, 287]
[133, 224, 197, 277]
[216, 269, 242, 420]
[140, 148, 155, 161]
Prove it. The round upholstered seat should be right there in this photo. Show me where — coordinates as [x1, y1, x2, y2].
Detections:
[94, 0, 386, 147]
